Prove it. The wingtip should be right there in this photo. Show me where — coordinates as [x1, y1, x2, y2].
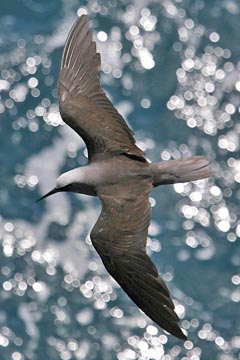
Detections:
[159, 316, 187, 340]
[164, 321, 187, 340]
[77, 13, 88, 23]
[74, 14, 89, 36]
[174, 328, 188, 341]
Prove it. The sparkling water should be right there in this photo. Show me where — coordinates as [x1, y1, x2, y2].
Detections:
[0, 0, 240, 359]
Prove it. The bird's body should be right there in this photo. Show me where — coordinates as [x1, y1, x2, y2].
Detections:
[56, 155, 149, 195]
[38, 15, 214, 340]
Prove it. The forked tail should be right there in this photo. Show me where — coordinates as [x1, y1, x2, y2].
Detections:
[150, 156, 214, 186]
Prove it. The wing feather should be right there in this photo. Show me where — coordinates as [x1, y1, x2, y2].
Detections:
[58, 15, 145, 161]
[90, 178, 186, 340]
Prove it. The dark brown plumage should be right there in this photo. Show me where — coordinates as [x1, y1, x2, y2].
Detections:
[58, 15, 145, 162]
[38, 15, 214, 340]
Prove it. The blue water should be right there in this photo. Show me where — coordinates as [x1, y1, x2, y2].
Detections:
[0, 0, 240, 359]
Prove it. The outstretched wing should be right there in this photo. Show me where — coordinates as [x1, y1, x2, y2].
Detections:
[58, 15, 145, 162]
[90, 178, 186, 340]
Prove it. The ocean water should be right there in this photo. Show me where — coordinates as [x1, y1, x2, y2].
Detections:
[0, 0, 240, 359]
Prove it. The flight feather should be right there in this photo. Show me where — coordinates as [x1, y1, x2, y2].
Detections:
[58, 15, 145, 161]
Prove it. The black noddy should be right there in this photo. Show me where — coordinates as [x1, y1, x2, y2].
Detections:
[37, 15, 214, 340]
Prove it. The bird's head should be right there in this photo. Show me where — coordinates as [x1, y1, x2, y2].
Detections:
[36, 171, 78, 202]
[36, 168, 95, 202]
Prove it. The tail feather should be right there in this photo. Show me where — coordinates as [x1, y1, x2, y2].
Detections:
[150, 156, 214, 186]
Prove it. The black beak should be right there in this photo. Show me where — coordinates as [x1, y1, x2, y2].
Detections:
[36, 188, 59, 203]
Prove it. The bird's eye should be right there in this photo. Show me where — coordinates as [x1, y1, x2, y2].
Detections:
[64, 184, 73, 190]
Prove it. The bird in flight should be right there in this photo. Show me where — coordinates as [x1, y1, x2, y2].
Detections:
[37, 15, 213, 340]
